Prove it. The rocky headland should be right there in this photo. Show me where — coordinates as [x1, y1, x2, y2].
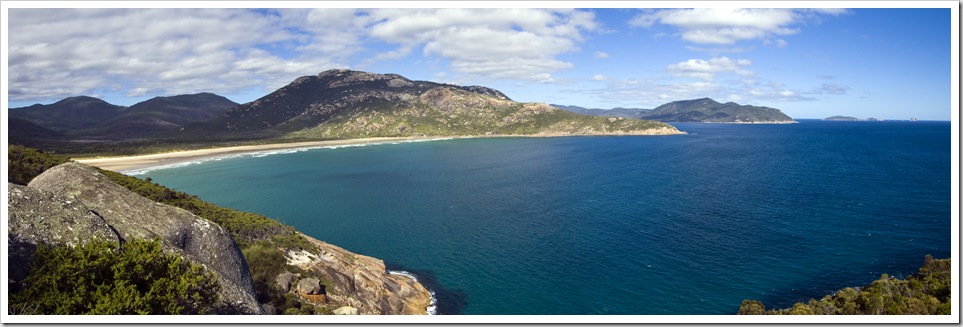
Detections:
[7, 160, 433, 315]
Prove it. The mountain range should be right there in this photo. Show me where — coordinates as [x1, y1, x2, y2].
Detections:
[9, 93, 237, 141]
[9, 70, 683, 152]
[9, 70, 797, 153]
[553, 98, 795, 123]
[179, 69, 680, 140]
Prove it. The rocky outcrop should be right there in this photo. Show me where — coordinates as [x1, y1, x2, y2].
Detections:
[8, 162, 262, 314]
[296, 278, 323, 295]
[276, 271, 297, 293]
[288, 234, 433, 315]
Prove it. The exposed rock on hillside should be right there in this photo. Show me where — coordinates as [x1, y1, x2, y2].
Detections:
[8, 163, 262, 314]
[182, 69, 682, 139]
[289, 234, 433, 315]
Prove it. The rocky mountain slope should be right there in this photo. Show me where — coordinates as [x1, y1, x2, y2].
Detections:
[180, 69, 681, 140]
[555, 98, 795, 123]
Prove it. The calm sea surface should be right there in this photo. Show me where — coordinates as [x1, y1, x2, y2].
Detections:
[140, 120, 951, 314]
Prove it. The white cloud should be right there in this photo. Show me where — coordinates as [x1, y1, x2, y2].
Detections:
[592, 74, 606, 81]
[814, 83, 851, 95]
[630, 8, 845, 45]
[366, 8, 598, 83]
[8, 8, 602, 103]
[594, 51, 610, 59]
[7, 8, 343, 102]
[666, 56, 752, 81]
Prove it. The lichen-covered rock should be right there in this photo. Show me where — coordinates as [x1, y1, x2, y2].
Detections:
[296, 277, 322, 295]
[292, 233, 432, 315]
[276, 271, 297, 293]
[7, 183, 122, 292]
[17, 162, 262, 314]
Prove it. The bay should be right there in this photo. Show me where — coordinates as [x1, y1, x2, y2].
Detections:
[141, 120, 951, 314]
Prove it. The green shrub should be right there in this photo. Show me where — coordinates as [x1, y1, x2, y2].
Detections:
[7, 145, 69, 185]
[739, 255, 952, 315]
[98, 168, 312, 251]
[9, 238, 219, 315]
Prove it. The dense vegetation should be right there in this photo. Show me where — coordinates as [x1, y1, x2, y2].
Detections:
[242, 241, 336, 315]
[8, 144, 71, 185]
[739, 255, 951, 315]
[9, 238, 220, 315]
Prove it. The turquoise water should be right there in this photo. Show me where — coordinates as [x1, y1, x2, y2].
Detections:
[140, 120, 951, 314]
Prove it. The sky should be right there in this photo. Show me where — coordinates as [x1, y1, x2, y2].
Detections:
[2, 2, 957, 120]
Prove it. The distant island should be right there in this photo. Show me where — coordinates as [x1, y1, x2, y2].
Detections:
[554, 97, 796, 124]
[824, 116, 896, 122]
[824, 116, 860, 121]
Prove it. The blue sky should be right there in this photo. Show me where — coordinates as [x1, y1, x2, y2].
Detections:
[3, 3, 956, 120]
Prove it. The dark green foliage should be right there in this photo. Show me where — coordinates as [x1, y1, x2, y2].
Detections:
[242, 241, 289, 304]
[7, 144, 70, 185]
[738, 300, 766, 315]
[739, 256, 951, 315]
[9, 238, 219, 315]
[98, 168, 311, 251]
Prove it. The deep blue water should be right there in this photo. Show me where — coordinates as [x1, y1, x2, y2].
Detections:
[140, 120, 951, 315]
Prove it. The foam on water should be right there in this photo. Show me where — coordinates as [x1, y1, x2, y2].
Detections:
[388, 270, 438, 315]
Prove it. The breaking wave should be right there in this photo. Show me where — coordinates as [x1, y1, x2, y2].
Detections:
[388, 270, 438, 315]
[122, 138, 455, 176]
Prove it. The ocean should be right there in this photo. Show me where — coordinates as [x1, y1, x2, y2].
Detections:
[138, 120, 951, 315]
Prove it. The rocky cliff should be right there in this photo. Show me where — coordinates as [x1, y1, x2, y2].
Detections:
[284, 233, 432, 315]
[8, 162, 263, 314]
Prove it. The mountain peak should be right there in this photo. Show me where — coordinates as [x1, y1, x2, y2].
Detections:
[181, 69, 681, 139]
[53, 96, 110, 106]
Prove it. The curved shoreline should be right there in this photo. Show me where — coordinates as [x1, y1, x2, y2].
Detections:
[76, 132, 684, 173]
[74, 137, 427, 172]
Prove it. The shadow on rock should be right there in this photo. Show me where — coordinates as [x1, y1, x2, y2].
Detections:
[385, 262, 468, 315]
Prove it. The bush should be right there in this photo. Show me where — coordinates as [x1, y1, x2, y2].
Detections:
[739, 256, 952, 315]
[9, 238, 220, 314]
[7, 145, 69, 185]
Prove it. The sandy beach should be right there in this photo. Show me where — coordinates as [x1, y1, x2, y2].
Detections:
[75, 137, 430, 172]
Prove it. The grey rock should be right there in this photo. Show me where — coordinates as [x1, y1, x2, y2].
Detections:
[296, 277, 322, 295]
[276, 271, 297, 293]
[7, 183, 122, 291]
[261, 303, 277, 315]
[16, 163, 262, 314]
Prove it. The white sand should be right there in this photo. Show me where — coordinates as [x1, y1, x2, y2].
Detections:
[74, 137, 427, 172]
